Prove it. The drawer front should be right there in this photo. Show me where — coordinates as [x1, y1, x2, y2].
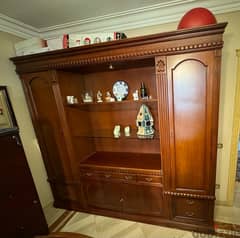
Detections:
[137, 175, 162, 184]
[80, 169, 136, 182]
[172, 197, 210, 222]
[80, 170, 99, 180]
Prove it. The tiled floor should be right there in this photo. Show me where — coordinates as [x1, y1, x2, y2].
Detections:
[51, 212, 222, 238]
[214, 182, 240, 225]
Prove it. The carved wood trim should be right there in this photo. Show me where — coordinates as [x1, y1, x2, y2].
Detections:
[46, 41, 224, 70]
[164, 191, 215, 200]
[155, 56, 171, 190]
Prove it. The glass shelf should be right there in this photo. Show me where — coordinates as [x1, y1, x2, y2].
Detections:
[72, 128, 159, 140]
[66, 98, 158, 111]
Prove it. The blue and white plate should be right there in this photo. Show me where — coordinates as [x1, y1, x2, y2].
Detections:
[112, 81, 128, 101]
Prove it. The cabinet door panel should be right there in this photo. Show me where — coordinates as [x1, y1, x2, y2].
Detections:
[21, 72, 71, 181]
[0, 133, 48, 238]
[167, 52, 216, 193]
[83, 180, 122, 212]
[123, 184, 163, 217]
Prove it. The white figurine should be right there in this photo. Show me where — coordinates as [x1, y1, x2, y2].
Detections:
[113, 125, 121, 138]
[96, 90, 103, 103]
[105, 91, 115, 102]
[83, 92, 93, 103]
[124, 126, 130, 137]
[132, 90, 139, 101]
[66, 96, 78, 104]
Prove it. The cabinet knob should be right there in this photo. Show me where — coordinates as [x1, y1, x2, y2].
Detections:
[185, 211, 194, 217]
[186, 199, 195, 205]
[120, 198, 124, 203]
[145, 177, 153, 182]
[8, 193, 14, 200]
[217, 143, 223, 149]
[104, 174, 111, 178]
[12, 135, 22, 146]
[124, 175, 133, 180]
[86, 173, 92, 177]
[33, 199, 39, 204]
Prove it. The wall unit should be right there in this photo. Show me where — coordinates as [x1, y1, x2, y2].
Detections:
[11, 23, 227, 233]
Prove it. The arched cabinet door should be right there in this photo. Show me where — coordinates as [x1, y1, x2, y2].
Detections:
[20, 71, 78, 205]
[165, 51, 220, 195]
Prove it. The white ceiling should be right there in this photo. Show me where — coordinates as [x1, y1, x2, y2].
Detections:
[0, 0, 240, 39]
[0, 0, 173, 28]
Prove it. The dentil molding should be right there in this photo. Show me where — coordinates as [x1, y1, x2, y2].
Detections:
[0, 0, 240, 39]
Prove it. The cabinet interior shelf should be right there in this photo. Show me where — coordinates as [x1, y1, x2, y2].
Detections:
[73, 129, 159, 139]
[80, 151, 161, 171]
[66, 99, 158, 110]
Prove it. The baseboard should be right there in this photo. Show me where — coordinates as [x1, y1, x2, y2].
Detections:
[43, 201, 67, 226]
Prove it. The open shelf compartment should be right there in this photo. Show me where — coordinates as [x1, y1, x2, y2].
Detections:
[80, 151, 161, 171]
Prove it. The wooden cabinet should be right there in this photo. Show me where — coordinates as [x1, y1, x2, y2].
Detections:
[11, 22, 227, 233]
[0, 129, 48, 238]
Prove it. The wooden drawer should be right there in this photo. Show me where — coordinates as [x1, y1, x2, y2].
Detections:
[172, 197, 210, 222]
[80, 169, 137, 182]
[99, 172, 136, 182]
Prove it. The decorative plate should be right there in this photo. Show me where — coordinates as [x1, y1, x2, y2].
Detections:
[112, 81, 129, 101]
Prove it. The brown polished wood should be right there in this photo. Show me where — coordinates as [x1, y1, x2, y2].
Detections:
[11, 22, 227, 233]
[0, 129, 49, 238]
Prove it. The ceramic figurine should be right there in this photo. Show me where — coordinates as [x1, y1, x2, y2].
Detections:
[132, 90, 139, 101]
[96, 90, 103, 103]
[136, 104, 154, 138]
[105, 91, 115, 102]
[124, 126, 130, 137]
[113, 125, 121, 138]
[83, 92, 93, 103]
[66, 96, 78, 104]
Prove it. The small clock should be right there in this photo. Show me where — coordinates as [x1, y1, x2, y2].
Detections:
[112, 81, 129, 101]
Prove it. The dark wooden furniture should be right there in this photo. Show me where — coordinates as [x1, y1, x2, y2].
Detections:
[0, 87, 48, 238]
[11, 23, 227, 233]
[35, 232, 92, 238]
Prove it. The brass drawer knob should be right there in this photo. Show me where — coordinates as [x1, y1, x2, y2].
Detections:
[186, 199, 195, 205]
[104, 174, 111, 178]
[120, 198, 124, 203]
[125, 175, 133, 180]
[185, 211, 194, 217]
[8, 194, 14, 200]
[86, 173, 93, 177]
[33, 199, 38, 204]
[145, 177, 153, 182]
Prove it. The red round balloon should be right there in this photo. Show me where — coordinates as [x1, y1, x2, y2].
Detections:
[178, 7, 217, 29]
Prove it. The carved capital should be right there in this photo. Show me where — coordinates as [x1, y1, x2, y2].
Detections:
[156, 59, 166, 73]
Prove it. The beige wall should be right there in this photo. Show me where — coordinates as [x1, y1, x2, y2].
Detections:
[0, 10, 240, 205]
[0, 32, 53, 207]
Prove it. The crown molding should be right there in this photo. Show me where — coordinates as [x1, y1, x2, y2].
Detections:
[1, 0, 240, 39]
[0, 14, 39, 39]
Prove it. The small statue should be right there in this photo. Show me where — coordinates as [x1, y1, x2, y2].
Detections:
[136, 104, 154, 139]
[96, 90, 103, 103]
[124, 126, 131, 137]
[132, 90, 139, 101]
[83, 92, 93, 103]
[113, 125, 121, 138]
[105, 91, 115, 102]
